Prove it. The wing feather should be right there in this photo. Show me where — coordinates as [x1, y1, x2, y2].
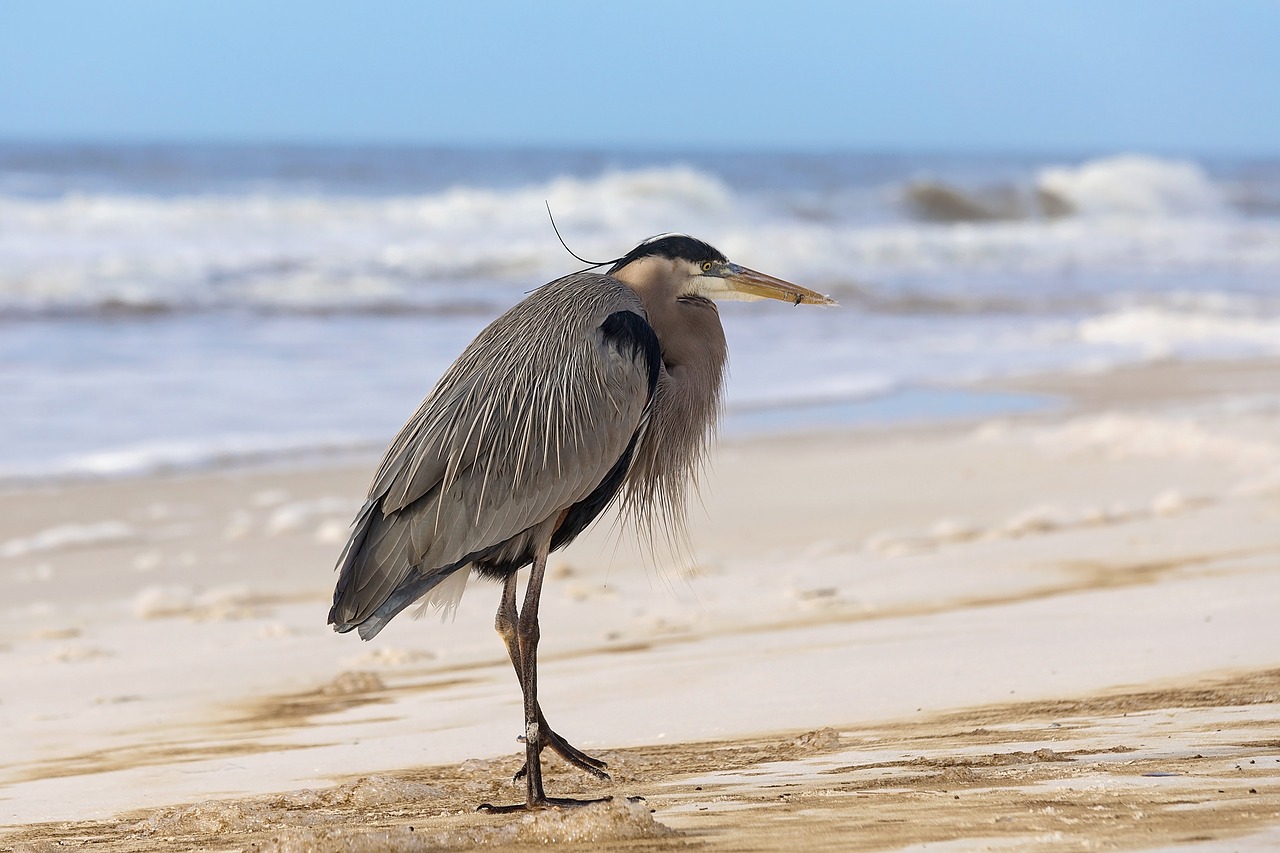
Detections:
[329, 273, 656, 634]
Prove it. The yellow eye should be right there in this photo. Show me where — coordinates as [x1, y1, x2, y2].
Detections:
[701, 261, 714, 272]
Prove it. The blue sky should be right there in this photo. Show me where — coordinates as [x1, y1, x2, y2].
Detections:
[2, 0, 1277, 153]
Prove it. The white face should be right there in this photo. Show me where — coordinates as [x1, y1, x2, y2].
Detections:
[690, 260, 771, 303]
[612, 251, 834, 307]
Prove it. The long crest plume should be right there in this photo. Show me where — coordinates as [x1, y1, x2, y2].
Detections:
[545, 201, 623, 271]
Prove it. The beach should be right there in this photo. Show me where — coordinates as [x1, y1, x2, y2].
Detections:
[3, 355, 1278, 851]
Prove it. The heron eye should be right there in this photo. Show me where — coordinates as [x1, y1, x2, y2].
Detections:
[700, 261, 714, 273]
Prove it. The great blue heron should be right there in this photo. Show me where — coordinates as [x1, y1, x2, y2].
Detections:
[329, 234, 835, 811]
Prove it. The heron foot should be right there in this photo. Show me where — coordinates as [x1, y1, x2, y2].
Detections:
[514, 724, 610, 781]
[477, 794, 613, 814]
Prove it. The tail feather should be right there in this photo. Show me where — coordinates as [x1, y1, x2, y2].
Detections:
[350, 570, 453, 640]
[328, 498, 380, 629]
[328, 496, 469, 640]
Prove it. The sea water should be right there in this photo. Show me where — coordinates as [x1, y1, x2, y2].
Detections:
[1, 144, 1278, 481]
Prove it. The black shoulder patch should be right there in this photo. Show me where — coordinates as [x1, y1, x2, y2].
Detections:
[600, 310, 661, 396]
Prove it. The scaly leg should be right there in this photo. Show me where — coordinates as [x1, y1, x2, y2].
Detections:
[493, 572, 609, 781]
[478, 536, 611, 813]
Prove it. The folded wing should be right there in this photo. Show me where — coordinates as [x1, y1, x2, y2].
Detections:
[329, 273, 660, 638]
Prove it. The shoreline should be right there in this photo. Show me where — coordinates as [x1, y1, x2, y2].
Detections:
[8, 351, 1280, 494]
[2, 355, 1279, 850]
[8, 352, 1279, 494]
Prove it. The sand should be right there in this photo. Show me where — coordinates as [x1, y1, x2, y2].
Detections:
[2, 358, 1279, 851]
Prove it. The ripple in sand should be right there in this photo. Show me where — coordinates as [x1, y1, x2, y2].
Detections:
[346, 646, 437, 667]
[266, 497, 359, 535]
[319, 670, 386, 696]
[49, 643, 112, 663]
[0, 521, 136, 559]
[131, 584, 267, 621]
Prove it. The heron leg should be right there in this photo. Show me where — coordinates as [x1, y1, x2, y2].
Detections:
[494, 573, 608, 782]
[478, 544, 611, 813]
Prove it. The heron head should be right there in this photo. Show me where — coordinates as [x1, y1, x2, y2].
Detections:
[608, 234, 836, 307]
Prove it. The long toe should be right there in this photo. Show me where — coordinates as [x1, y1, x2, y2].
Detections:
[513, 717, 609, 782]
[478, 795, 613, 814]
[546, 728, 610, 778]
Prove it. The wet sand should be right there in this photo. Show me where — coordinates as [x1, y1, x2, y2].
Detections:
[2, 358, 1279, 851]
[6, 672, 1280, 851]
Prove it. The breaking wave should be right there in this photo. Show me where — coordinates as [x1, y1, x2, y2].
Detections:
[1037, 155, 1227, 218]
[2, 155, 1278, 318]
[904, 155, 1229, 223]
[5, 145, 1278, 484]
[0, 165, 737, 317]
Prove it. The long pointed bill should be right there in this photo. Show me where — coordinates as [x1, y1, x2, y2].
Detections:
[713, 263, 838, 306]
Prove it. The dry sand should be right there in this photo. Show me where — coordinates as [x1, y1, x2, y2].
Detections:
[2, 358, 1279, 851]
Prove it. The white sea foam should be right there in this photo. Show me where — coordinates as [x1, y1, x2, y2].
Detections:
[0, 433, 380, 483]
[1036, 155, 1225, 218]
[1079, 307, 1280, 357]
[0, 166, 736, 315]
[2, 158, 1278, 317]
[901, 155, 1235, 223]
[807, 216, 1280, 285]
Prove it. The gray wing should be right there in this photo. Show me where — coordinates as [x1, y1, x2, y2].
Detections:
[329, 272, 659, 638]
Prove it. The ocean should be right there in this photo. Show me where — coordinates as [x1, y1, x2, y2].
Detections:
[2, 143, 1278, 482]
